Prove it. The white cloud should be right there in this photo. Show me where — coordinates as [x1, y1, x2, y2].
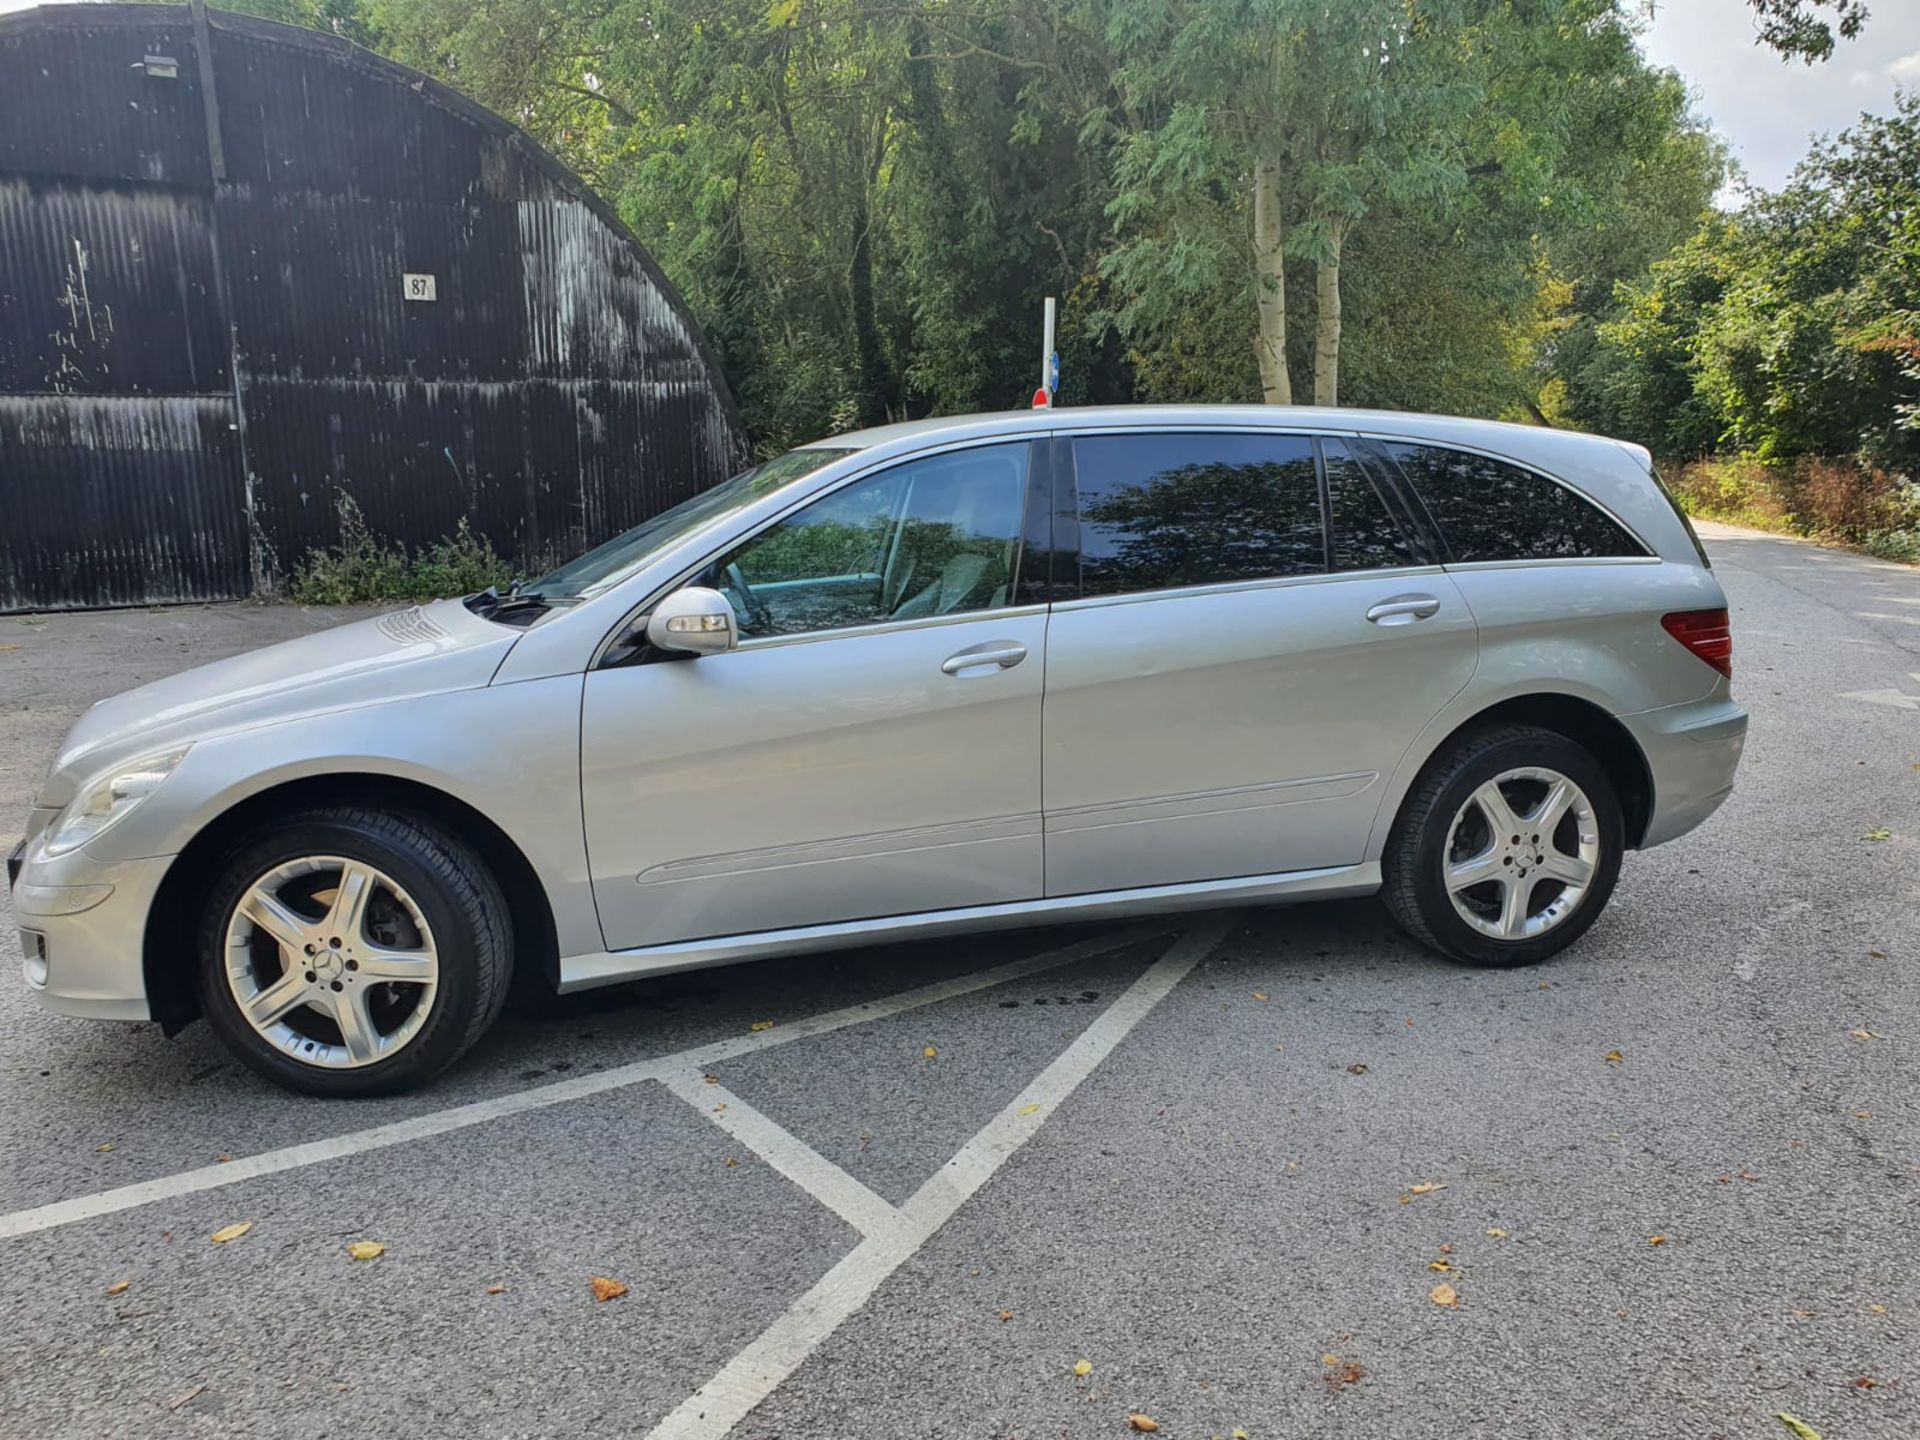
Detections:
[1888, 49, 1920, 82]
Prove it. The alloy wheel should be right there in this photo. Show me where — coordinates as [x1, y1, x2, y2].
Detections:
[1443, 767, 1601, 942]
[223, 856, 439, 1068]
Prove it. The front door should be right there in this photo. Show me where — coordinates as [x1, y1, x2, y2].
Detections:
[582, 440, 1047, 951]
[1042, 431, 1479, 896]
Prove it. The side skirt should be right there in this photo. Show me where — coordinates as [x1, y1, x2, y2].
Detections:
[556, 861, 1382, 993]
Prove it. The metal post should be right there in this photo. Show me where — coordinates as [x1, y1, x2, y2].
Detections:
[1040, 296, 1056, 397]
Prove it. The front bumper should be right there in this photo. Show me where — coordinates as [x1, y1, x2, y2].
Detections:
[10, 838, 165, 1021]
[1622, 691, 1748, 849]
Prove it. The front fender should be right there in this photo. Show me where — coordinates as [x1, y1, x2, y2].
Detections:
[79, 676, 599, 958]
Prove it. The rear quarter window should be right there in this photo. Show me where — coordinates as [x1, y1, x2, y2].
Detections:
[1384, 442, 1648, 563]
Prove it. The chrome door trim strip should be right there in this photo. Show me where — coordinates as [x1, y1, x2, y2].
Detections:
[1048, 565, 1450, 614]
[1043, 771, 1377, 834]
[636, 811, 1043, 884]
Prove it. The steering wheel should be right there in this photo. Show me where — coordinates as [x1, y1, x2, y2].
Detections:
[722, 561, 774, 633]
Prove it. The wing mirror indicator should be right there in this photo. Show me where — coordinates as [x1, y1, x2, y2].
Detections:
[645, 586, 739, 656]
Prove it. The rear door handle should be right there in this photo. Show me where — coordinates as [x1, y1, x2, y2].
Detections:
[1365, 593, 1442, 626]
[941, 640, 1028, 675]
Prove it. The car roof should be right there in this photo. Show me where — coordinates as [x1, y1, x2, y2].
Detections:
[802, 404, 1647, 471]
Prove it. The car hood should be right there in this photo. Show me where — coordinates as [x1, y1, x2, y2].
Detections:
[41, 599, 520, 805]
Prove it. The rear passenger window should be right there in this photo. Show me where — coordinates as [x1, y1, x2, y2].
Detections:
[1323, 439, 1415, 571]
[1384, 442, 1647, 562]
[1072, 433, 1322, 597]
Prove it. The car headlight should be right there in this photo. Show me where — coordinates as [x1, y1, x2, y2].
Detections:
[40, 747, 190, 858]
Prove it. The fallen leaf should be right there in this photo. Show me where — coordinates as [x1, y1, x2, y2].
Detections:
[1775, 1414, 1823, 1440]
[1439, 1243, 1453, 1254]
[712, 1102, 727, 1113]
[724, 1157, 739, 1168]
[1019, 1104, 1042, 1116]
[1854, 1377, 1877, 1389]
[999, 1310, 1014, 1322]
[703, 1074, 719, 1085]
[1251, 991, 1268, 1001]
[1233, 1429, 1251, 1440]
[1405, 1017, 1416, 1026]
[1073, 1359, 1093, 1377]
[1428, 1260, 1452, 1273]
[590, 1276, 628, 1302]
[1325, 1360, 1367, 1391]
[1864, 828, 1892, 842]
[167, 1384, 208, 1412]
[1647, 1234, 1667, 1246]
[1604, 1050, 1624, 1064]
[215, 1154, 233, 1164]
[1869, 949, 1888, 959]
[209, 1222, 252, 1244]
[1346, 1063, 1369, 1075]
[346, 1240, 386, 1261]
[923, 1045, 938, 1059]
[1430, 1283, 1459, 1308]
[1870, 1303, 1887, 1314]
[104, 1280, 130, 1297]
[96, 1143, 113, 1153]
[749, 1020, 775, 1032]
[1850, 1029, 1878, 1041]
[1321, 1353, 1340, 1365]
[1127, 1416, 1159, 1433]
[1406, 1182, 1446, 1197]
[1486, 1228, 1507, 1238]
[485, 1285, 506, 1295]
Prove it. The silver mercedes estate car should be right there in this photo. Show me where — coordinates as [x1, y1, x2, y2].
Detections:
[11, 406, 1746, 1095]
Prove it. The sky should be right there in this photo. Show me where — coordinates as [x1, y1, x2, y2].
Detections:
[1640, 0, 1920, 196]
[0, 0, 1913, 197]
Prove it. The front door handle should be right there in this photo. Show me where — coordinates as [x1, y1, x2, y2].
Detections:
[941, 640, 1028, 675]
[1365, 593, 1442, 626]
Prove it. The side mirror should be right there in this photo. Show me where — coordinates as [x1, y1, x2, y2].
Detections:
[646, 586, 739, 656]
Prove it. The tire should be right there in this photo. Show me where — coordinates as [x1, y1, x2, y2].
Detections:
[1381, 724, 1624, 968]
[195, 807, 512, 1097]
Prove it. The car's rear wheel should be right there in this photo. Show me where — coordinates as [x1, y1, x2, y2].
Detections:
[1382, 724, 1623, 967]
[196, 807, 512, 1096]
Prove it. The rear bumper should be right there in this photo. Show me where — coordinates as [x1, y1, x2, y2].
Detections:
[10, 838, 162, 1022]
[1622, 691, 1748, 849]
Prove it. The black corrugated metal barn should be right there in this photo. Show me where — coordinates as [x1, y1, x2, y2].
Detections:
[0, 3, 746, 612]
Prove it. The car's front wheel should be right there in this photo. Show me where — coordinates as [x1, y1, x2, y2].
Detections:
[196, 807, 512, 1096]
[1382, 724, 1624, 967]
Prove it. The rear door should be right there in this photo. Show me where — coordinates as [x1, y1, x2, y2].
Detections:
[1041, 430, 1480, 897]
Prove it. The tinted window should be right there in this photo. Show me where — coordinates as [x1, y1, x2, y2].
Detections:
[710, 442, 1030, 638]
[1323, 439, 1415, 571]
[1385, 442, 1646, 562]
[1073, 433, 1322, 597]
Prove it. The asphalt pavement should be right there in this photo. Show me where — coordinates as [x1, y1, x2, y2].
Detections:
[1, 523, 1915, 1440]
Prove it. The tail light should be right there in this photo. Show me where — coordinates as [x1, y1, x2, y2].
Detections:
[1662, 608, 1732, 678]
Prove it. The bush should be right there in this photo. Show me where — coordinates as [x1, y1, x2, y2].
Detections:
[1664, 454, 1920, 563]
[288, 496, 514, 605]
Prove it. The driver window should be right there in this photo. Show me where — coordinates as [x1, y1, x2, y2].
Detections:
[708, 442, 1032, 640]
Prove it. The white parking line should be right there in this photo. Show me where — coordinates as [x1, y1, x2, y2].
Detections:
[0, 927, 1159, 1242]
[664, 1072, 912, 1248]
[645, 915, 1234, 1440]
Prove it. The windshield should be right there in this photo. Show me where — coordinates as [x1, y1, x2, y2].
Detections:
[528, 447, 853, 599]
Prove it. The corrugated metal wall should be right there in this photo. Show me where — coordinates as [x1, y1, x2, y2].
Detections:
[0, 4, 746, 612]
